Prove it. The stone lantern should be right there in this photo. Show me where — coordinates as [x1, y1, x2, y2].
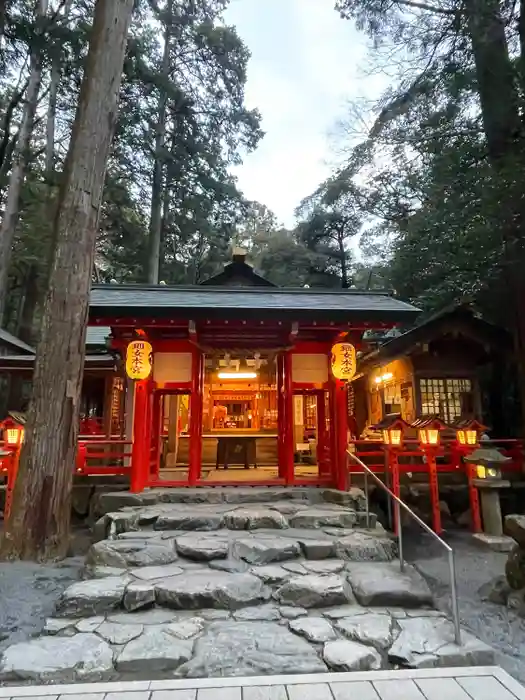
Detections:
[465, 446, 511, 537]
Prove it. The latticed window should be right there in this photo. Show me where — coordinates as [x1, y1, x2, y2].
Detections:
[419, 378, 473, 423]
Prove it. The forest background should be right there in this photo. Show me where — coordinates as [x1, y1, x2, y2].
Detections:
[0, 0, 522, 430]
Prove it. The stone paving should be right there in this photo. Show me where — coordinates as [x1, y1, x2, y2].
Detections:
[0, 488, 495, 684]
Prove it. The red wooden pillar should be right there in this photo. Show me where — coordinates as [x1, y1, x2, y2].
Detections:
[467, 463, 483, 533]
[277, 353, 285, 478]
[4, 447, 21, 521]
[188, 348, 204, 485]
[331, 379, 348, 491]
[317, 390, 330, 477]
[390, 449, 401, 535]
[328, 380, 337, 485]
[427, 448, 443, 534]
[283, 350, 295, 484]
[150, 389, 162, 480]
[130, 379, 149, 493]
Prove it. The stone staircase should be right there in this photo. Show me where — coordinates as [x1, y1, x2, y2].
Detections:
[0, 487, 494, 684]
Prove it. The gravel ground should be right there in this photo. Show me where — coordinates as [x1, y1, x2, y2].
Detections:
[0, 558, 83, 653]
[403, 526, 525, 683]
[0, 526, 88, 654]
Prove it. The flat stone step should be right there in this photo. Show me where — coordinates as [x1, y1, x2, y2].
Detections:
[91, 487, 367, 518]
[93, 503, 378, 542]
[59, 548, 434, 619]
[0, 603, 495, 684]
[85, 528, 396, 579]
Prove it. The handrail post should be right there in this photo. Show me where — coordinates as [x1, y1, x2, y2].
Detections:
[364, 469, 370, 528]
[396, 500, 404, 572]
[449, 548, 461, 645]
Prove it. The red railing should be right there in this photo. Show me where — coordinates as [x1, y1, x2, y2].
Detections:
[75, 439, 132, 476]
[352, 438, 524, 476]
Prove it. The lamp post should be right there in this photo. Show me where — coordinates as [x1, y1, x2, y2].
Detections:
[377, 417, 408, 535]
[453, 419, 485, 533]
[1, 414, 26, 520]
[416, 417, 446, 535]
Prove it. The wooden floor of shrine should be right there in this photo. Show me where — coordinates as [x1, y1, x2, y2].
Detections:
[157, 435, 327, 483]
[158, 464, 322, 483]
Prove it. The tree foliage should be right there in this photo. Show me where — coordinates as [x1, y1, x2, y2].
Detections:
[0, 0, 263, 339]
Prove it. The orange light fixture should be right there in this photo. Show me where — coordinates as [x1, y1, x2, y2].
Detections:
[217, 371, 257, 380]
[331, 342, 357, 381]
[6, 426, 24, 446]
[125, 339, 153, 380]
[456, 429, 478, 446]
[382, 428, 403, 447]
[418, 428, 440, 447]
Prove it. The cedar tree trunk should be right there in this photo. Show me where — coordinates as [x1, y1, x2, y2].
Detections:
[0, 0, 134, 561]
[147, 0, 172, 284]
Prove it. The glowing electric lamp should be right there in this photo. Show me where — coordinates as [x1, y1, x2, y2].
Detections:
[381, 372, 393, 381]
[418, 428, 440, 447]
[456, 428, 478, 447]
[5, 426, 24, 447]
[382, 428, 403, 447]
[217, 371, 257, 380]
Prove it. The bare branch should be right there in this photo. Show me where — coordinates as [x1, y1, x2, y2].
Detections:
[394, 0, 459, 14]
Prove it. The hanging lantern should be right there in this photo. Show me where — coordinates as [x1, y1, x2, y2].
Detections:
[330, 342, 356, 381]
[125, 340, 153, 380]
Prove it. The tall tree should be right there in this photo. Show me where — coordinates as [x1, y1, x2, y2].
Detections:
[335, 0, 525, 427]
[0, 0, 47, 323]
[1, 0, 134, 561]
[296, 176, 363, 287]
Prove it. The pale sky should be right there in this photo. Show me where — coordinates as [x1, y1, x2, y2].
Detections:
[224, 0, 383, 227]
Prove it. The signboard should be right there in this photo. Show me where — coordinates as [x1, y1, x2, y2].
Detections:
[125, 340, 153, 380]
[330, 342, 356, 381]
[294, 395, 304, 426]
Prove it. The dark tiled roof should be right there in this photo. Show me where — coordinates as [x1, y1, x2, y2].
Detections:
[89, 285, 419, 322]
[200, 261, 275, 287]
[357, 304, 508, 373]
[86, 326, 110, 346]
[0, 353, 116, 371]
[0, 328, 34, 354]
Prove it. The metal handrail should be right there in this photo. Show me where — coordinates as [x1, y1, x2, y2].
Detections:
[347, 449, 462, 646]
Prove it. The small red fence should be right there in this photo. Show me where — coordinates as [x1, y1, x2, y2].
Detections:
[350, 438, 525, 477]
[75, 440, 133, 476]
[0, 436, 524, 521]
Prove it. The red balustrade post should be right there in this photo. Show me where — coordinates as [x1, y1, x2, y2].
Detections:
[389, 448, 401, 535]
[76, 441, 88, 475]
[425, 447, 442, 535]
[467, 462, 483, 533]
[188, 348, 204, 486]
[4, 445, 22, 521]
